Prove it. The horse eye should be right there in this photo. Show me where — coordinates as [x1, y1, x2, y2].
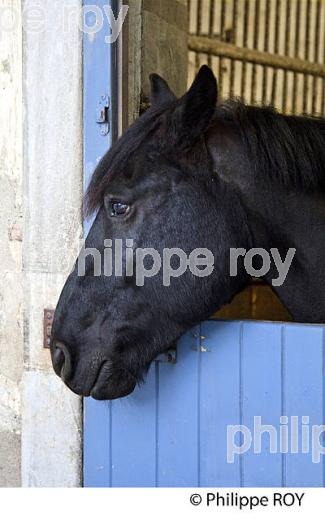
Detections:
[110, 201, 130, 217]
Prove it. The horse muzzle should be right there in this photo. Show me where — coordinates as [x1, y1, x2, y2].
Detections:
[51, 341, 137, 400]
[90, 361, 137, 400]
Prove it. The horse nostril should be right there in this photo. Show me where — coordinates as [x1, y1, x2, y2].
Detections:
[53, 341, 72, 382]
[53, 347, 65, 374]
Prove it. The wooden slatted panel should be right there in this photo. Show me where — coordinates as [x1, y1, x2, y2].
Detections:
[85, 321, 325, 487]
[188, 0, 325, 116]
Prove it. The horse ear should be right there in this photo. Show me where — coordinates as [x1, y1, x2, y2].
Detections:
[176, 65, 218, 144]
[149, 73, 177, 106]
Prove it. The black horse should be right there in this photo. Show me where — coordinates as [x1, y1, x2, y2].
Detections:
[51, 66, 325, 400]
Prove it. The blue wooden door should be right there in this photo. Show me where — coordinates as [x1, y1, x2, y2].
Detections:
[84, 320, 325, 487]
[82, 2, 325, 488]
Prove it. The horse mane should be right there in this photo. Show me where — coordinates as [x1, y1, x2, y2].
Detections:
[215, 101, 325, 193]
[84, 97, 325, 216]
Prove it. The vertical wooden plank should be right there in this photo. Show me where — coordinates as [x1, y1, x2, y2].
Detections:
[286, 0, 298, 114]
[282, 0, 291, 113]
[207, 0, 214, 71]
[221, 1, 234, 98]
[218, 0, 227, 98]
[188, 51, 197, 87]
[283, 324, 324, 486]
[306, 0, 317, 114]
[83, 0, 115, 487]
[292, 0, 299, 112]
[253, 0, 266, 105]
[275, 0, 286, 111]
[314, 0, 325, 115]
[233, 0, 245, 98]
[195, 0, 204, 71]
[243, 0, 256, 104]
[272, 0, 281, 107]
[228, 0, 236, 97]
[261, 0, 270, 104]
[303, 0, 311, 114]
[110, 365, 157, 486]
[265, 0, 277, 105]
[241, 0, 250, 102]
[199, 321, 241, 486]
[189, 0, 199, 34]
[84, 400, 112, 487]
[320, 0, 325, 116]
[157, 327, 200, 486]
[196, 0, 210, 75]
[188, 0, 198, 85]
[241, 322, 283, 486]
[200, 0, 211, 33]
[251, 0, 259, 104]
[209, 0, 221, 85]
[82, 0, 114, 200]
[295, 0, 307, 114]
[312, 0, 321, 115]
[197, 0, 209, 73]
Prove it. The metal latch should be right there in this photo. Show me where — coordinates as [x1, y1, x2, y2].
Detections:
[96, 94, 110, 136]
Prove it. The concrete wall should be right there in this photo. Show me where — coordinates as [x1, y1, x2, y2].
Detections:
[0, 0, 24, 488]
[0, 0, 83, 487]
[21, 0, 83, 487]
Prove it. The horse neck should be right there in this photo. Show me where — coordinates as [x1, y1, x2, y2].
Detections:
[207, 118, 325, 323]
[243, 184, 325, 323]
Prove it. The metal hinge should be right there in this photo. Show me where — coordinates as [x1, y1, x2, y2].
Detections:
[96, 94, 110, 136]
[43, 309, 55, 349]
